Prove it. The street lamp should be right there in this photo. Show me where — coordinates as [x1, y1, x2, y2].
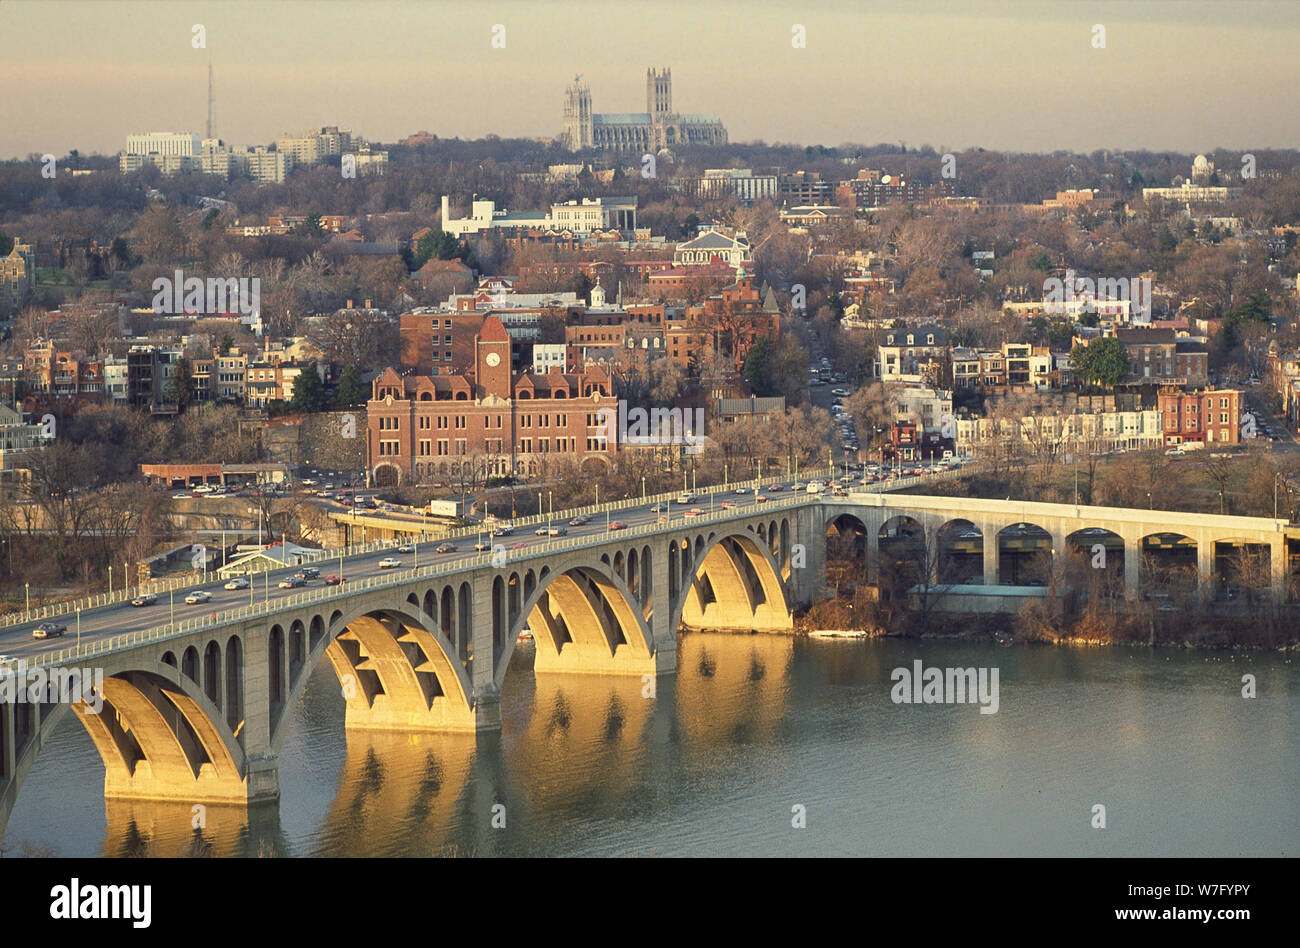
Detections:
[642, 476, 646, 501]
[25, 582, 29, 620]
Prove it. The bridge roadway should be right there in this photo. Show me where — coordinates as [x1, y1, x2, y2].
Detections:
[2, 474, 1295, 835]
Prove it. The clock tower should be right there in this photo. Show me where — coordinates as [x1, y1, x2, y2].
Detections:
[475, 315, 512, 397]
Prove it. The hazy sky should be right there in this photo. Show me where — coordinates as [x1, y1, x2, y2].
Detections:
[2, 0, 1298, 160]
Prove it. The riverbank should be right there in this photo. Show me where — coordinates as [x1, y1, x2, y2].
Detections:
[794, 593, 1300, 651]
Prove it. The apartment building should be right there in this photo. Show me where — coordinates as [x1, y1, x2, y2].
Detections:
[1158, 388, 1241, 446]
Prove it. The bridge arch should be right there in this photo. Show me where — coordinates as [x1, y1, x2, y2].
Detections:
[936, 518, 983, 585]
[1, 657, 249, 832]
[670, 527, 791, 635]
[493, 559, 653, 689]
[271, 602, 476, 752]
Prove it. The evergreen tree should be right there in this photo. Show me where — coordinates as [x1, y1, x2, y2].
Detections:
[291, 365, 329, 412]
[334, 364, 367, 407]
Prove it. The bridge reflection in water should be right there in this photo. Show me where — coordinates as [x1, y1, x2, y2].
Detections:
[1, 634, 799, 856]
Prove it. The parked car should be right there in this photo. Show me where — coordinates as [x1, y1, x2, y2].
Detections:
[132, 593, 158, 607]
[324, 575, 345, 586]
[224, 577, 250, 590]
[278, 577, 305, 589]
[184, 591, 212, 604]
[378, 558, 402, 568]
[33, 621, 68, 639]
[436, 542, 457, 553]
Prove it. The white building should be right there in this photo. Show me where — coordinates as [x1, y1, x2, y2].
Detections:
[673, 228, 752, 267]
[126, 132, 201, 157]
[532, 343, 567, 374]
[440, 195, 636, 238]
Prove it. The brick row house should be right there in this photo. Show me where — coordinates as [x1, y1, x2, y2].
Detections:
[1157, 388, 1241, 446]
[367, 315, 616, 485]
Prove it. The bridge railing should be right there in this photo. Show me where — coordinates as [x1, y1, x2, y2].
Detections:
[21, 491, 815, 670]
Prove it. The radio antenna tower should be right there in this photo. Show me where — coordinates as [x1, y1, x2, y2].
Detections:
[206, 62, 215, 139]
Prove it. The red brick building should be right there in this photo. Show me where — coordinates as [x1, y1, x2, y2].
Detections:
[1158, 388, 1242, 446]
[368, 316, 617, 485]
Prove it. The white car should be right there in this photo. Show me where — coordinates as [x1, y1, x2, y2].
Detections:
[378, 557, 401, 569]
[185, 591, 212, 604]
[224, 577, 250, 590]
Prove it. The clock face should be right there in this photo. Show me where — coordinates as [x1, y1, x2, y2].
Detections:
[485, 352, 501, 367]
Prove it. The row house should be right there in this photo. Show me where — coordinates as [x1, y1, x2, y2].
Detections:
[244, 361, 314, 408]
[366, 316, 616, 485]
[1115, 328, 1208, 387]
[1157, 388, 1241, 446]
[878, 325, 949, 383]
[952, 343, 1054, 391]
[955, 408, 1164, 457]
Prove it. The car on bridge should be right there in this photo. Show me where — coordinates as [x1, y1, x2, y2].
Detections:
[396, 545, 414, 554]
[767, 483, 784, 492]
[734, 487, 749, 494]
[569, 515, 591, 526]
[131, 593, 158, 607]
[324, 575, 345, 586]
[720, 501, 736, 509]
[33, 621, 68, 639]
[278, 577, 305, 589]
[607, 520, 628, 530]
[473, 540, 493, 551]
[684, 508, 704, 517]
[509, 541, 529, 550]
[378, 557, 402, 568]
[184, 591, 212, 604]
[436, 542, 457, 553]
[295, 567, 320, 580]
[224, 577, 250, 590]
[756, 495, 768, 503]
[677, 494, 694, 504]
[535, 526, 567, 536]
[648, 504, 666, 512]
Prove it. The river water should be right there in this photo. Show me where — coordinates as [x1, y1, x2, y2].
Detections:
[4, 634, 1296, 857]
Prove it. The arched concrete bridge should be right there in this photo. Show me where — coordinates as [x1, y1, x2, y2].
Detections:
[2, 487, 1295, 834]
[1, 497, 813, 833]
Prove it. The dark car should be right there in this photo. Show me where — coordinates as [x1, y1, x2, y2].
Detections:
[294, 567, 320, 580]
[436, 542, 457, 553]
[132, 593, 158, 607]
[33, 621, 68, 639]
